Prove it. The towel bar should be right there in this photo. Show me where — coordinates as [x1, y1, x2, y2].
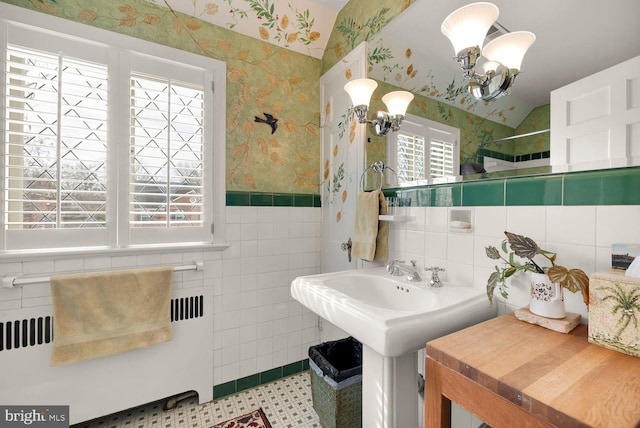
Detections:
[1, 261, 204, 289]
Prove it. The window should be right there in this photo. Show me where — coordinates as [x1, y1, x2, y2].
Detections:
[129, 74, 204, 229]
[387, 114, 459, 185]
[1, 8, 226, 251]
[6, 46, 109, 231]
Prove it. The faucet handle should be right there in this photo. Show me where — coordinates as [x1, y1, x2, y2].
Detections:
[425, 266, 445, 287]
[410, 260, 418, 268]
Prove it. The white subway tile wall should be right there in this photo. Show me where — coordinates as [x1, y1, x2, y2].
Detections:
[3, 202, 638, 426]
[389, 205, 640, 321]
[217, 206, 321, 384]
[0, 205, 322, 389]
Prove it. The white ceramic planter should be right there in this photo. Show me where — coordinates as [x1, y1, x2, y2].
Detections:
[529, 272, 566, 319]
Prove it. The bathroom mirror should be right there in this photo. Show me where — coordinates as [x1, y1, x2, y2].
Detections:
[364, 0, 640, 187]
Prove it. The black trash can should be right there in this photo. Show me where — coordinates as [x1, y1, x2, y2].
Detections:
[308, 336, 362, 428]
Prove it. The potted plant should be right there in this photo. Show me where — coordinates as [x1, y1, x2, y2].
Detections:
[486, 231, 589, 318]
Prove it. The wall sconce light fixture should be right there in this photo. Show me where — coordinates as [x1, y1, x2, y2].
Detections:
[441, 2, 535, 101]
[344, 78, 414, 136]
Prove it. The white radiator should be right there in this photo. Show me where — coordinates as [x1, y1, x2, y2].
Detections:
[0, 286, 213, 424]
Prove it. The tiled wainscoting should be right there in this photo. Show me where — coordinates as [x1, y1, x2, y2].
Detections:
[0, 195, 323, 402]
[383, 167, 640, 319]
[218, 203, 321, 385]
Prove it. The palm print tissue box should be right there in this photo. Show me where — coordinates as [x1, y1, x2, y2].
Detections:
[589, 270, 640, 357]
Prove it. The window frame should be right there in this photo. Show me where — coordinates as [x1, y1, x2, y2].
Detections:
[386, 114, 460, 186]
[0, 3, 226, 253]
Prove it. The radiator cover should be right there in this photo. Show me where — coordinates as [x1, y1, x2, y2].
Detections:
[0, 286, 213, 424]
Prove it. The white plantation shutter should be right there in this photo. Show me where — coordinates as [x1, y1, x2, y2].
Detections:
[429, 138, 455, 178]
[130, 74, 205, 229]
[5, 46, 108, 230]
[388, 115, 460, 185]
[397, 132, 426, 181]
[3, 40, 111, 249]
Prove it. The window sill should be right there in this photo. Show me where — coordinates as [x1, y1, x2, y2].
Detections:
[0, 242, 229, 261]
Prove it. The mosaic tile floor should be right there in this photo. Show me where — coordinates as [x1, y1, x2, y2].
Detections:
[73, 372, 320, 428]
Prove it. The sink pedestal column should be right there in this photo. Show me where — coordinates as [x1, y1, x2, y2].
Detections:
[362, 345, 419, 428]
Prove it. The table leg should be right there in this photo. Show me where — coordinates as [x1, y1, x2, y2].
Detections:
[425, 356, 451, 428]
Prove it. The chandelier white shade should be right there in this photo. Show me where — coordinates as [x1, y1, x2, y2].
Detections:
[382, 91, 414, 116]
[344, 78, 378, 107]
[344, 78, 414, 136]
[440, 2, 535, 101]
[482, 31, 536, 71]
[441, 2, 499, 56]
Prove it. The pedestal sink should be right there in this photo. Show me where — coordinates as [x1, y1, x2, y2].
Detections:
[291, 267, 496, 428]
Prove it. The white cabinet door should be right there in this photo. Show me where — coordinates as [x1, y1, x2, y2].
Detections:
[551, 55, 640, 171]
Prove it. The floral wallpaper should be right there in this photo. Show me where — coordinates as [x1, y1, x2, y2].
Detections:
[3, 0, 551, 196]
[321, 0, 412, 74]
[365, 32, 532, 129]
[323, 0, 551, 184]
[144, 0, 337, 59]
[2, 0, 322, 194]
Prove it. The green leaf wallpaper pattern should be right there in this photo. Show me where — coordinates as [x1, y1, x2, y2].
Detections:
[1, 0, 321, 194]
[3, 0, 551, 195]
[144, 0, 331, 58]
[321, 0, 412, 74]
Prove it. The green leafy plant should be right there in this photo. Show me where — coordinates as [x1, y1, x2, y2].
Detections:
[486, 231, 590, 306]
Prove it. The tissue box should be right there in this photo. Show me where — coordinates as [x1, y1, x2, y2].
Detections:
[589, 270, 640, 357]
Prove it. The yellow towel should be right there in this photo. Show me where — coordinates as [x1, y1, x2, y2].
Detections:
[50, 267, 173, 366]
[375, 192, 389, 261]
[352, 190, 388, 261]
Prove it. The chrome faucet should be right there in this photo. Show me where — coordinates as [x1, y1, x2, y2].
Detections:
[424, 267, 445, 287]
[386, 259, 422, 282]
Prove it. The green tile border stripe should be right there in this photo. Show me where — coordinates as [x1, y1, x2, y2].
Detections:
[213, 359, 310, 400]
[563, 167, 640, 205]
[227, 192, 321, 207]
[383, 166, 640, 207]
[226, 166, 640, 209]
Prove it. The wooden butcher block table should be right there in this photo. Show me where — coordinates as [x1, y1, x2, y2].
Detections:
[425, 313, 640, 427]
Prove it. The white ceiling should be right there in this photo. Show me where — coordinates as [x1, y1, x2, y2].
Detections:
[381, 0, 640, 107]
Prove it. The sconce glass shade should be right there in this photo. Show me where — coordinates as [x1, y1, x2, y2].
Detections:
[482, 31, 536, 71]
[381, 91, 414, 116]
[481, 61, 501, 73]
[441, 2, 499, 55]
[344, 78, 378, 107]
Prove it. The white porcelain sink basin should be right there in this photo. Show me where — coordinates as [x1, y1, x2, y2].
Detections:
[291, 267, 496, 357]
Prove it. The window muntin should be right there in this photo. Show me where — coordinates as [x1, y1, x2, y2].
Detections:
[130, 74, 204, 229]
[5, 46, 108, 230]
